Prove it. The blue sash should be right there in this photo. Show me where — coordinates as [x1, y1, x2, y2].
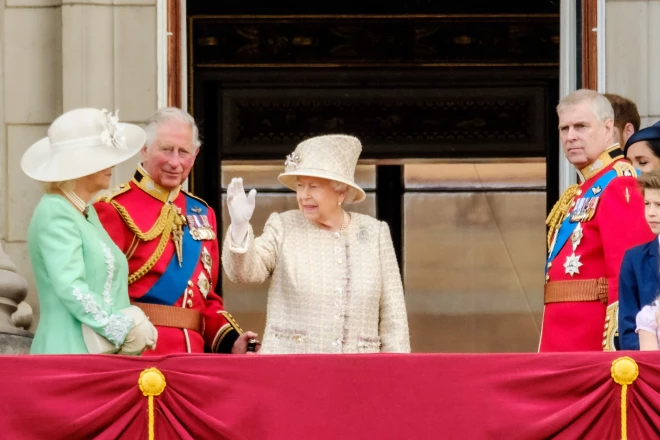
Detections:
[139, 196, 206, 306]
[546, 169, 618, 271]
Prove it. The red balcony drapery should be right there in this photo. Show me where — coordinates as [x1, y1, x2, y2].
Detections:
[2, 352, 660, 439]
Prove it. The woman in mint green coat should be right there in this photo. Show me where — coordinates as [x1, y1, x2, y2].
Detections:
[21, 108, 158, 354]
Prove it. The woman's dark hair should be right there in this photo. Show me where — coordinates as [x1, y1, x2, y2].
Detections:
[624, 121, 660, 157]
[646, 139, 660, 159]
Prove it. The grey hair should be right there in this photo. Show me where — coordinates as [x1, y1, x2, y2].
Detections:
[557, 89, 614, 123]
[144, 107, 201, 151]
[331, 180, 358, 204]
[42, 180, 76, 193]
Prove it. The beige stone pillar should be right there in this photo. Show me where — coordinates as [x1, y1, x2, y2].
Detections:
[0, 241, 33, 353]
[61, 0, 158, 185]
[1, 0, 160, 330]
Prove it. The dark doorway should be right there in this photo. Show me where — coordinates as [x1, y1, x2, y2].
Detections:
[188, 1, 560, 352]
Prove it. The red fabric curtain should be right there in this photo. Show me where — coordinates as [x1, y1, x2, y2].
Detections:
[1, 352, 658, 439]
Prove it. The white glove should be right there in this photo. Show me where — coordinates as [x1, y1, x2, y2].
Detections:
[227, 177, 257, 245]
[118, 306, 158, 355]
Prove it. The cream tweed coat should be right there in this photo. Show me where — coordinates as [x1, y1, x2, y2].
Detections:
[222, 210, 410, 354]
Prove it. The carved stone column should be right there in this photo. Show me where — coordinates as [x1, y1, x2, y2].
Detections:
[0, 242, 33, 354]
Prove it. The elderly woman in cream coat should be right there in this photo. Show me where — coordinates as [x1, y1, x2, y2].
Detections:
[223, 134, 410, 354]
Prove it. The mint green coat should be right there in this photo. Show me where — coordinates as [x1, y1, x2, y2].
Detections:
[28, 194, 133, 354]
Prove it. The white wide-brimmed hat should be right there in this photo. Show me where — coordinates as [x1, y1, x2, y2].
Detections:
[21, 108, 146, 182]
[277, 134, 366, 203]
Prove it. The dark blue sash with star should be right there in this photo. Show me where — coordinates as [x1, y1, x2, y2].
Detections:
[546, 169, 618, 273]
[139, 195, 206, 306]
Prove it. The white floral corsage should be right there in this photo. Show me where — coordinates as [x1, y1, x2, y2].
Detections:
[100, 109, 127, 150]
[284, 152, 302, 171]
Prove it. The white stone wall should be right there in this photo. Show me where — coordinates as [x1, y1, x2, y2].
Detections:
[0, 0, 158, 330]
[606, 0, 660, 128]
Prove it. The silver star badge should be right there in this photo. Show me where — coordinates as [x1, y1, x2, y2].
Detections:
[564, 253, 583, 276]
[201, 246, 212, 274]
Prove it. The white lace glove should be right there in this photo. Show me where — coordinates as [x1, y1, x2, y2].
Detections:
[118, 306, 158, 355]
[227, 177, 257, 245]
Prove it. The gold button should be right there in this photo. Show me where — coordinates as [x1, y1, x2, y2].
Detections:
[547, 262, 552, 268]
[188, 291, 194, 298]
[545, 275, 550, 282]
[577, 189, 582, 196]
[187, 299, 193, 307]
[606, 316, 610, 321]
[187, 280, 193, 287]
[603, 331, 607, 337]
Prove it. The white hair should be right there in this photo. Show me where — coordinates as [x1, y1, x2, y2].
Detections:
[557, 89, 614, 122]
[144, 107, 201, 151]
[331, 180, 358, 204]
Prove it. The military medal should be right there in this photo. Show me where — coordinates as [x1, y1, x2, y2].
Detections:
[584, 197, 600, 221]
[187, 215, 202, 240]
[197, 271, 210, 298]
[186, 214, 216, 241]
[569, 196, 600, 223]
[202, 246, 212, 274]
[570, 198, 586, 222]
[571, 223, 583, 251]
[564, 253, 583, 276]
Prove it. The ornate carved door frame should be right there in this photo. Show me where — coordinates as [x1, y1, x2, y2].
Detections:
[162, 0, 185, 109]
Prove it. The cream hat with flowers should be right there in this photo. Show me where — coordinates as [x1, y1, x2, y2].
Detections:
[21, 108, 146, 182]
[277, 134, 366, 203]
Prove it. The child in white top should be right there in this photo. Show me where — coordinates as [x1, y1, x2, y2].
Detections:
[636, 298, 660, 350]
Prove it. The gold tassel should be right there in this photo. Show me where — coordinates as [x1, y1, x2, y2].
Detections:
[111, 201, 178, 284]
[139, 368, 167, 440]
[545, 184, 580, 249]
[611, 357, 639, 440]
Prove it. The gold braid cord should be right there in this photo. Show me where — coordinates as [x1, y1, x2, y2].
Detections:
[545, 184, 580, 249]
[110, 201, 176, 284]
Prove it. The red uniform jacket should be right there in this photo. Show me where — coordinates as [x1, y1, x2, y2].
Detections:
[539, 147, 653, 352]
[94, 167, 242, 355]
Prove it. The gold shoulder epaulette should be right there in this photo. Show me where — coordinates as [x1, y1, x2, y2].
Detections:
[613, 161, 637, 178]
[95, 183, 131, 203]
[182, 189, 209, 207]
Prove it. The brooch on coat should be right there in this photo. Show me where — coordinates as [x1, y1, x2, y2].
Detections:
[284, 152, 302, 171]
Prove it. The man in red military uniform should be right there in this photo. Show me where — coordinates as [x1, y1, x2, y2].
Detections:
[540, 89, 653, 352]
[95, 107, 258, 355]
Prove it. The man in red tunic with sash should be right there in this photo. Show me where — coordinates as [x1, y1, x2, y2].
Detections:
[540, 89, 653, 352]
[95, 108, 258, 355]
